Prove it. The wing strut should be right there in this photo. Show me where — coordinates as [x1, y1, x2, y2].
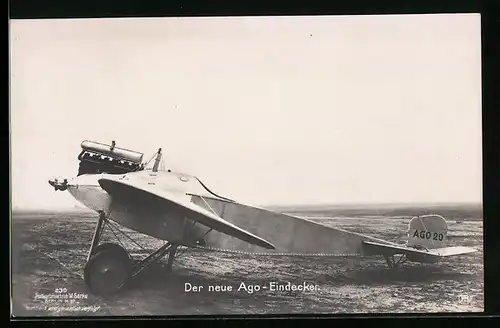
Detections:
[199, 195, 219, 216]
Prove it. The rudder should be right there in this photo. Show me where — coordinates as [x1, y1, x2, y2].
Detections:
[407, 214, 448, 250]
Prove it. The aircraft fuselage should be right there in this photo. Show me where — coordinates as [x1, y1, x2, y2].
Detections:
[51, 170, 224, 245]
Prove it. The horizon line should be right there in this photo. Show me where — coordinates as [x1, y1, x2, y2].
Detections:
[11, 200, 483, 212]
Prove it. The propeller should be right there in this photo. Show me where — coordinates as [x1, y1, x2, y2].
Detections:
[48, 177, 69, 191]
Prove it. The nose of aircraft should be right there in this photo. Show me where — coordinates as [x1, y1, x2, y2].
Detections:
[48, 177, 69, 191]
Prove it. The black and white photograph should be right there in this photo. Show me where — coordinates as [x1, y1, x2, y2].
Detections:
[10, 14, 483, 316]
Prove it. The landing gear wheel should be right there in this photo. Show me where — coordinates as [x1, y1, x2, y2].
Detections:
[84, 245, 132, 296]
[90, 242, 131, 260]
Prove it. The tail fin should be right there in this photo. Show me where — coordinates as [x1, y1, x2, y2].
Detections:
[407, 214, 448, 250]
[362, 214, 476, 266]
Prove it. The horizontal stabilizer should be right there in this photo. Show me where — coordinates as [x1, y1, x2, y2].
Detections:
[363, 240, 476, 258]
[98, 176, 275, 250]
[425, 246, 477, 257]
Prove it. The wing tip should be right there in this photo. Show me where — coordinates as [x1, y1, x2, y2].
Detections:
[262, 241, 276, 250]
[248, 236, 275, 250]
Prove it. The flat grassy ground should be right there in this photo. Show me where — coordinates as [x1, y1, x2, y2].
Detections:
[11, 208, 483, 317]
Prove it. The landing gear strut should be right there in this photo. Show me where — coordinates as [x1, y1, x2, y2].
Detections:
[383, 253, 407, 269]
[83, 211, 179, 296]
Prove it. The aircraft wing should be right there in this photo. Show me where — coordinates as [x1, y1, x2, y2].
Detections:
[98, 176, 275, 250]
[362, 240, 477, 258]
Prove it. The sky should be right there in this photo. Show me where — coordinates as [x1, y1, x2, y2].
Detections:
[10, 14, 482, 209]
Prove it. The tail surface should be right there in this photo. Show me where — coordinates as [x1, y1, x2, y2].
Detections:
[407, 214, 448, 250]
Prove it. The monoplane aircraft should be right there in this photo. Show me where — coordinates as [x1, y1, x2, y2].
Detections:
[48, 140, 477, 295]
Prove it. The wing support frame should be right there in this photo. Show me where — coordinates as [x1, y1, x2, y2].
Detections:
[383, 254, 408, 269]
[191, 196, 218, 245]
[83, 210, 181, 295]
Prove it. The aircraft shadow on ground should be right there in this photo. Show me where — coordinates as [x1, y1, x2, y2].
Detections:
[122, 260, 473, 294]
[124, 260, 324, 297]
[125, 261, 214, 291]
[341, 265, 472, 285]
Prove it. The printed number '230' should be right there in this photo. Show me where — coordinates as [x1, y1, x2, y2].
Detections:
[412, 230, 444, 241]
